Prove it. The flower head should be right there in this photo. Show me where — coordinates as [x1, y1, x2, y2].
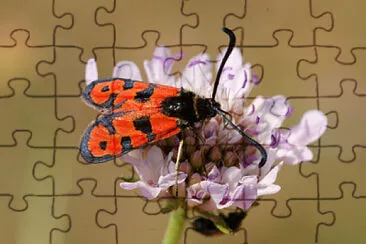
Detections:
[85, 47, 327, 214]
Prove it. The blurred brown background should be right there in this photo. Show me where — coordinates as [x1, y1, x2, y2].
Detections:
[0, 0, 365, 243]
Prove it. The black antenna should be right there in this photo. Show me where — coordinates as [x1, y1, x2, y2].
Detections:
[211, 28, 236, 100]
[214, 107, 267, 168]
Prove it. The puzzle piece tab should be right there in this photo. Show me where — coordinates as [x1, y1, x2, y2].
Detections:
[0, 0, 71, 45]
[298, 47, 366, 95]
[96, 0, 196, 47]
[0, 30, 54, 96]
[51, 181, 115, 244]
[37, 47, 85, 96]
[181, 0, 243, 56]
[317, 183, 366, 243]
[244, 199, 333, 244]
[318, 80, 366, 161]
[34, 147, 133, 195]
[0, 196, 69, 243]
[313, 0, 366, 62]
[0, 132, 53, 210]
[54, 0, 115, 62]
[97, 195, 168, 243]
[302, 147, 366, 197]
[226, 0, 332, 45]
[0, 80, 73, 145]
[241, 31, 317, 97]
[261, 164, 318, 216]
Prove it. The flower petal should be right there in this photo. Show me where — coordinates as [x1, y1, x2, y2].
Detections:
[113, 61, 142, 80]
[288, 110, 328, 146]
[120, 181, 161, 200]
[221, 166, 242, 190]
[233, 184, 257, 210]
[181, 53, 212, 97]
[259, 162, 283, 186]
[158, 172, 187, 188]
[258, 184, 281, 196]
[85, 59, 98, 85]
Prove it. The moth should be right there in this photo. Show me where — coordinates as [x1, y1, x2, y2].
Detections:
[80, 28, 267, 175]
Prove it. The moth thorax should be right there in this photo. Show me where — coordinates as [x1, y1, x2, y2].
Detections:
[195, 97, 217, 120]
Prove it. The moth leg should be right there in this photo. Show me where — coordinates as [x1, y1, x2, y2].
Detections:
[175, 137, 184, 197]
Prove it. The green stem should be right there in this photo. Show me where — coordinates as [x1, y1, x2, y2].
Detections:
[162, 206, 186, 244]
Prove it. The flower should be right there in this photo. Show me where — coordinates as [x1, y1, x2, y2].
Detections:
[119, 146, 187, 200]
[85, 47, 327, 213]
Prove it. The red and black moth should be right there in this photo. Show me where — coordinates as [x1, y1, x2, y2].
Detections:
[80, 28, 267, 171]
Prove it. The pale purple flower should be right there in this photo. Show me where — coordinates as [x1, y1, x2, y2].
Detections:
[119, 146, 187, 200]
[84, 47, 327, 213]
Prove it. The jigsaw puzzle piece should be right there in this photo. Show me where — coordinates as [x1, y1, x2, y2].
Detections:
[0, 30, 55, 96]
[318, 80, 366, 161]
[37, 47, 85, 96]
[51, 181, 115, 244]
[302, 147, 366, 197]
[181, 0, 244, 57]
[240, 31, 317, 97]
[317, 183, 366, 243]
[243, 199, 333, 243]
[0, 196, 69, 243]
[33, 147, 134, 195]
[313, 0, 366, 62]
[0, 0, 71, 45]
[54, 0, 115, 62]
[96, 0, 196, 47]
[97, 195, 168, 243]
[0, 131, 53, 210]
[261, 164, 318, 217]
[226, 0, 332, 45]
[298, 47, 366, 95]
[0, 80, 73, 145]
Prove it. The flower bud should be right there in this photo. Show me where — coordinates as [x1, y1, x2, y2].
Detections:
[209, 146, 222, 162]
[179, 161, 192, 175]
[223, 151, 239, 167]
[190, 150, 203, 169]
[184, 136, 197, 155]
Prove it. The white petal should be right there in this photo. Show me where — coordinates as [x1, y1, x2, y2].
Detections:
[113, 61, 142, 80]
[144, 47, 173, 82]
[259, 162, 283, 186]
[158, 172, 187, 188]
[85, 59, 98, 85]
[259, 149, 276, 176]
[216, 48, 242, 71]
[258, 184, 281, 196]
[204, 181, 228, 203]
[288, 110, 328, 146]
[278, 146, 314, 165]
[239, 175, 258, 185]
[181, 53, 212, 97]
[233, 184, 257, 210]
[120, 181, 161, 200]
[221, 166, 242, 189]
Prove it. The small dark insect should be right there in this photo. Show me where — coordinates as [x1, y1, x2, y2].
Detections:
[192, 210, 247, 236]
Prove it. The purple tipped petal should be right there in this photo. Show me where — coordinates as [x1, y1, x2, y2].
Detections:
[113, 61, 142, 80]
[189, 60, 206, 68]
